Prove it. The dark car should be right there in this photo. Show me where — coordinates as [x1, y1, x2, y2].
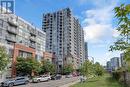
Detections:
[51, 74, 62, 80]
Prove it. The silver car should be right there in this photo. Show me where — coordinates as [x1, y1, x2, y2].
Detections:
[1, 77, 29, 87]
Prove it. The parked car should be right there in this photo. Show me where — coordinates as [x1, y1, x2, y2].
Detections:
[51, 74, 62, 80]
[65, 74, 73, 78]
[41, 75, 51, 80]
[1, 77, 29, 87]
[46, 75, 51, 80]
[32, 75, 50, 83]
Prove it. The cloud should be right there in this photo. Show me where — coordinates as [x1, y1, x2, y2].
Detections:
[84, 23, 112, 43]
[97, 51, 121, 65]
[81, 0, 121, 65]
[112, 29, 120, 38]
[82, 0, 119, 44]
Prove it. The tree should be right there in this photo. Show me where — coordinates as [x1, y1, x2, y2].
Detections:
[40, 60, 56, 75]
[93, 62, 104, 76]
[80, 60, 94, 77]
[110, 4, 130, 52]
[0, 46, 9, 71]
[16, 57, 41, 76]
[26, 57, 41, 74]
[62, 64, 74, 75]
[109, 4, 130, 72]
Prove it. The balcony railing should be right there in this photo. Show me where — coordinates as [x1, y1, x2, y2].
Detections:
[29, 36, 36, 42]
[30, 29, 36, 36]
[8, 19, 18, 27]
[29, 43, 36, 49]
[7, 27, 18, 35]
[6, 36, 16, 42]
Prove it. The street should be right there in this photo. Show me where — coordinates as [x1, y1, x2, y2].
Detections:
[15, 77, 79, 87]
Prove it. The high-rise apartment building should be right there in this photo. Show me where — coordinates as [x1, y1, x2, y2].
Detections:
[0, 13, 46, 78]
[120, 53, 125, 67]
[106, 57, 123, 72]
[85, 42, 88, 59]
[110, 57, 120, 71]
[106, 61, 111, 72]
[42, 8, 85, 72]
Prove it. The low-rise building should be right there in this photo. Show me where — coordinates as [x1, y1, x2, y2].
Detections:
[0, 13, 46, 79]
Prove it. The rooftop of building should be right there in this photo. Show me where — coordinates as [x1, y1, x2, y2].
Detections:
[0, 7, 44, 33]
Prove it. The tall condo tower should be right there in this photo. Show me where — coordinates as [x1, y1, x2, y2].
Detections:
[42, 8, 85, 72]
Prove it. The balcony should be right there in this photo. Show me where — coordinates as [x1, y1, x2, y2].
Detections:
[29, 43, 36, 49]
[8, 19, 18, 27]
[30, 29, 36, 36]
[6, 36, 16, 42]
[29, 36, 36, 42]
[7, 27, 18, 35]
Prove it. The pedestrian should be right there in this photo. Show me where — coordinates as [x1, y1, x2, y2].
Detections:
[80, 75, 83, 82]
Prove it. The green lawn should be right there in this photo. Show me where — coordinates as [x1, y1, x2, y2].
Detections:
[70, 74, 123, 87]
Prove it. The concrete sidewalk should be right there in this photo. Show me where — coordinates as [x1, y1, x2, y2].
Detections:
[59, 80, 79, 87]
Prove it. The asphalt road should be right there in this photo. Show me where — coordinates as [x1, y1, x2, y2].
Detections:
[15, 77, 79, 87]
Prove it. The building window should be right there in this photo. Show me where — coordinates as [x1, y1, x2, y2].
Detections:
[7, 41, 14, 46]
[0, 19, 3, 27]
[8, 49, 14, 58]
[0, 30, 2, 36]
[19, 51, 32, 58]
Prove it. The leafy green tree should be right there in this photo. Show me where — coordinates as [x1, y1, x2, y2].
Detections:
[16, 57, 41, 76]
[62, 64, 74, 75]
[80, 60, 94, 77]
[109, 4, 130, 72]
[26, 57, 41, 74]
[110, 4, 130, 52]
[0, 46, 9, 71]
[93, 62, 104, 76]
[40, 60, 56, 75]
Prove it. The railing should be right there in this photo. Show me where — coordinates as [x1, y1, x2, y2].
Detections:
[5, 36, 16, 42]
[7, 27, 18, 34]
[29, 36, 36, 42]
[29, 43, 36, 49]
[8, 18, 18, 27]
[30, 29, 36, 36]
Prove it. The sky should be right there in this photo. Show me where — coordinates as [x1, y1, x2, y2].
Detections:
[14, 0, 129, 65]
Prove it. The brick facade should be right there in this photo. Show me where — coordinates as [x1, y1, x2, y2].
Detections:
[43, 52, 55, 63]
[12, 43, 35, 77]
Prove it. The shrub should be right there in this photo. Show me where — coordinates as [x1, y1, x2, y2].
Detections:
[112, 71, 121, 81]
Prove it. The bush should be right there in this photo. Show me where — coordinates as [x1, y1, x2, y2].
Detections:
[16, 57, 41, 76]
[94, 62, 105, 76]
[112, 71, 121, 81]
[62, 64, 74, 75]
[40, 60, 56, 75]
